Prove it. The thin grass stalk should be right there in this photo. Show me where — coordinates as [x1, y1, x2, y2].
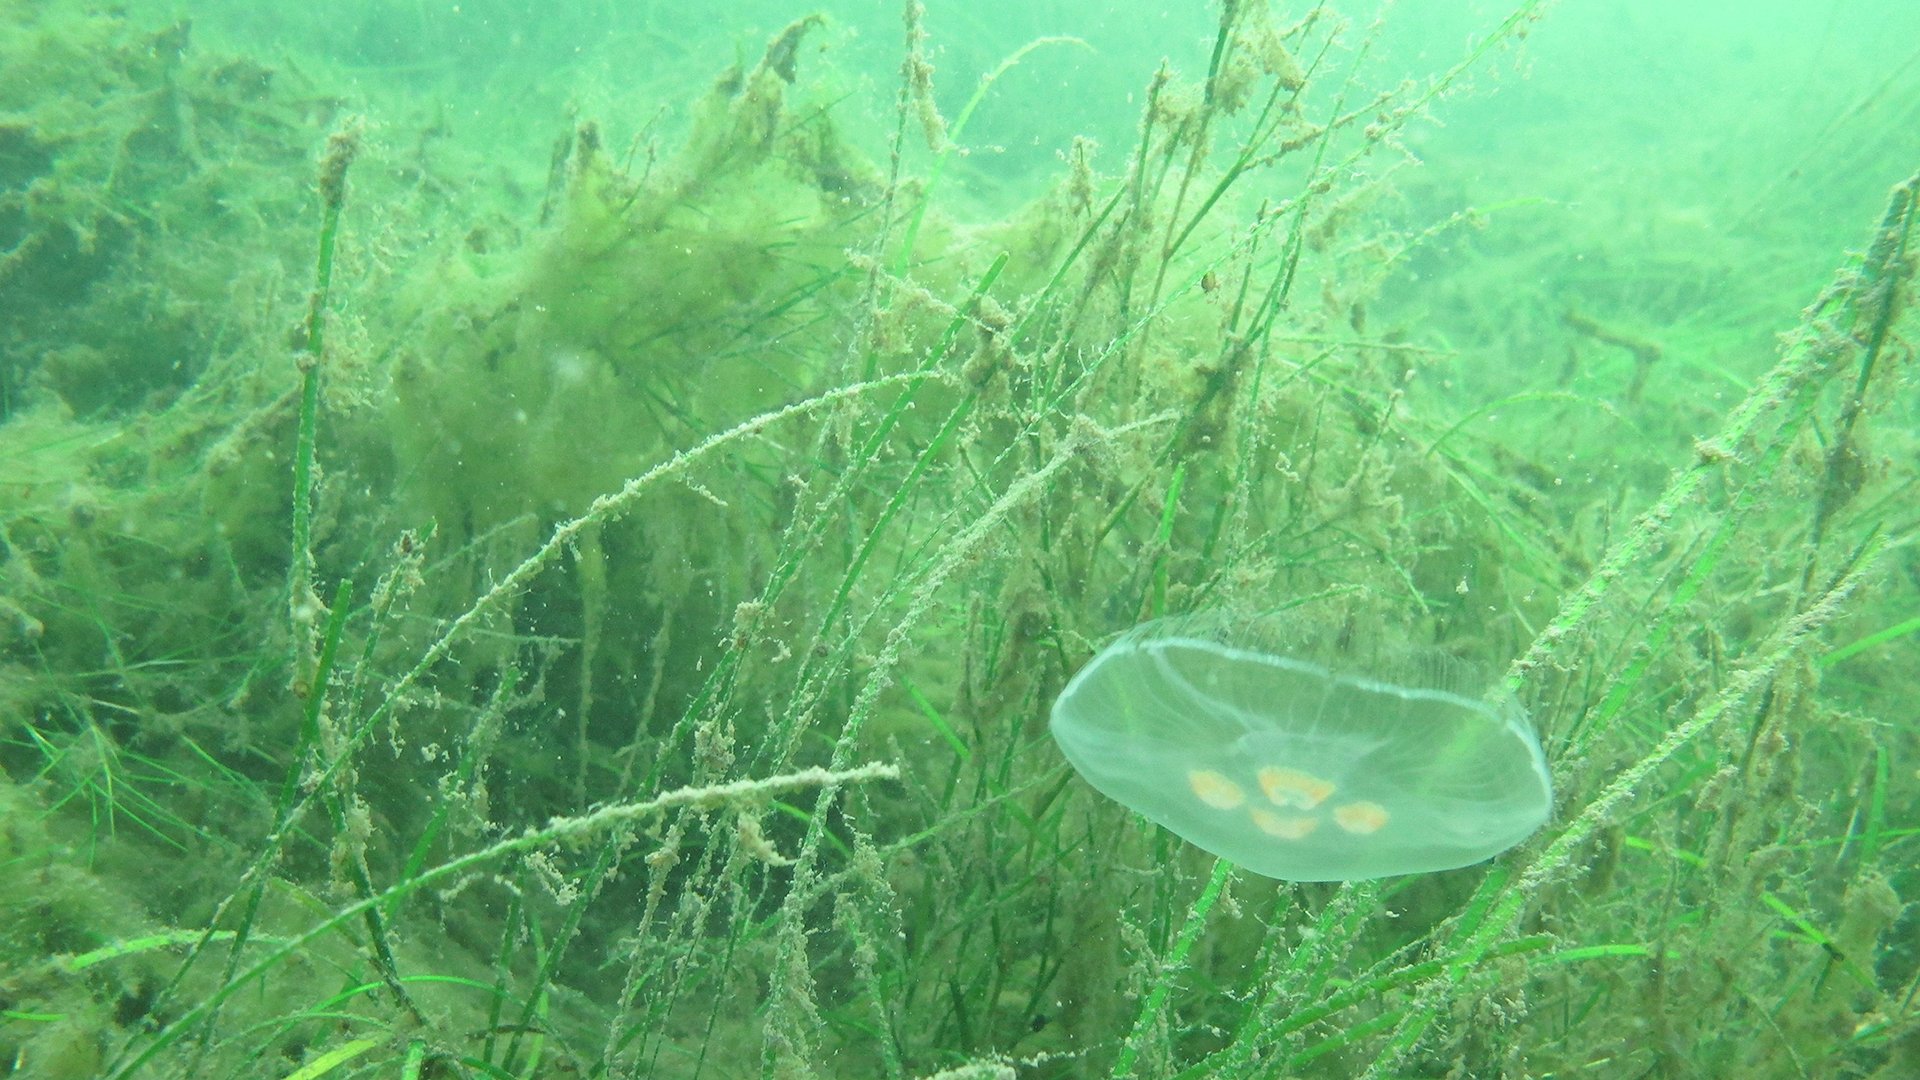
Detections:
[103, 763, 899, 1079]
[169, 123, 365, 1074]
[289, 123, 361, 696]
[1350, 171, 1920, 1074]
[1112, 858, 1235, 1078]
[1366, 534, 1885, 1076]
[761, 420, 1131, 1071]
[1801, 169, 1917, 570]
[136, 372, 925, 1078]
[1509, 170, 1914, 699]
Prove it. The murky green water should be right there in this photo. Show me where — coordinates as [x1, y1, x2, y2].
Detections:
[2, 2, 1915, 1076]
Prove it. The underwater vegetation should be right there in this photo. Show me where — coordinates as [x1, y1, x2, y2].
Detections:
[0, 0, 1916, 1077]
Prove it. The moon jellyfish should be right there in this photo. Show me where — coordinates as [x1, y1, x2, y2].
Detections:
[1049, 616, 1552, 881]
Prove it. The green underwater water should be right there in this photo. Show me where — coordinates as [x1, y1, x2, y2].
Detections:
[0, 0, 1917, 1076]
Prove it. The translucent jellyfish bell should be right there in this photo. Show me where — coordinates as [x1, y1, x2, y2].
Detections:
[1049, 616, 1552, 881]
